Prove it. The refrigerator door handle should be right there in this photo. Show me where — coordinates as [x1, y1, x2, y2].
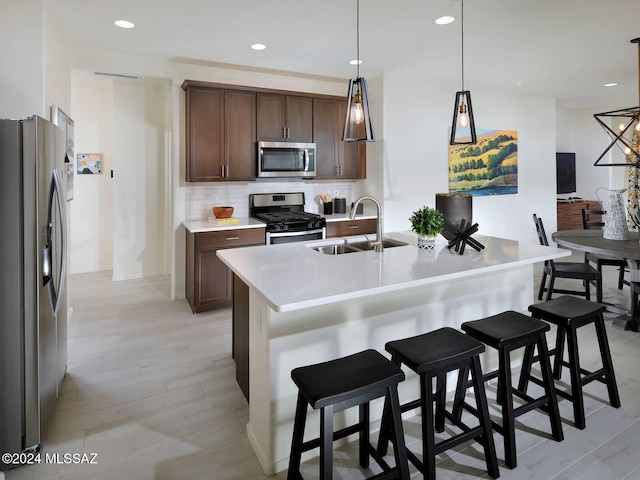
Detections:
[45, 169, 67, 316]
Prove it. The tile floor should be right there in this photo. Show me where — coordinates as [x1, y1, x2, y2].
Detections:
[4, 254, 640, 480]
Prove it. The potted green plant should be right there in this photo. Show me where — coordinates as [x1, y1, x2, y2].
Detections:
[409, 206, 445, 250]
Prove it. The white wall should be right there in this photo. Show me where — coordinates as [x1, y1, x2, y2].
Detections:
[69, 71, 114, 273]
[0, 0, 46, 118]
[70, 72, 166, 280]
[379, 71, 557, 242]
[112, 79, 166, 281]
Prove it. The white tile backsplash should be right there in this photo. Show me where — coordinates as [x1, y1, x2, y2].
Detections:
[185, 181, 358, 220]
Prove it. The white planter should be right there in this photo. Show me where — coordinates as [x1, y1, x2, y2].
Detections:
[417, 235, 436, 250]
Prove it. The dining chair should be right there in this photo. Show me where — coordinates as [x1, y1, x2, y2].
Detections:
[532, 214, 602, 302]
[581, 208, 628, 290]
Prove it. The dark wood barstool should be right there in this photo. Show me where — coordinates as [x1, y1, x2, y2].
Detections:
[454, 311, 564, 469]
[521, 296, 621, 430]
[377, 327, 499, 480]
[287, 349, 410, 480]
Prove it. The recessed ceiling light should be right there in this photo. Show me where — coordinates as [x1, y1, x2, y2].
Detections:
[604, 82, 619, 87]
[251, 44, 267, 51]
[349, 59, 363, 66]
[435, 16, 455, 25]
[114, 20, 135, 29]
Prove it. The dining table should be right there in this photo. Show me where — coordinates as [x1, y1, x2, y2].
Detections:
[552, 229, 640, 332]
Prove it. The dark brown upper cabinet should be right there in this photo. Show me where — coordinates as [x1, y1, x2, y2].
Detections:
[257, 94, 313, 143]
[183, 81, 256, 182]
[313, 97, 364, 179]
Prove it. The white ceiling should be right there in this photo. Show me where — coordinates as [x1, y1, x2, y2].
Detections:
[48, 0, 640, 110]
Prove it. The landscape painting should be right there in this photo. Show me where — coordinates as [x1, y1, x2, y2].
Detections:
[448, 129, 518, 196]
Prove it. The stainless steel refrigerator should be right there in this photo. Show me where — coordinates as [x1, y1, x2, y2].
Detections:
[0, 115, 68, 469]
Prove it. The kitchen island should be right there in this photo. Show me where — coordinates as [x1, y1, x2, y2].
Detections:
[217, 231, 569, 475]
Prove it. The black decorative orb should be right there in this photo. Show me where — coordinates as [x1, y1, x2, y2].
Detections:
[435, 194, 473, 241]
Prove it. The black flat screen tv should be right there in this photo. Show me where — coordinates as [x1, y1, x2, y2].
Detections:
[556, 152, 576, 194]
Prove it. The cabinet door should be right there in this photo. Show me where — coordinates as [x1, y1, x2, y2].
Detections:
[257, 94, 313, 142]
[326, 219, 377, 237]
[186, 87, 224, 181]
[313, 97, 339, 178]
[196, 248, 233, 310]
[225, 90, 256, 180]
[337, 99, 364, 179]
[285, 95, 313, 142]
[257, 93, 286, 141]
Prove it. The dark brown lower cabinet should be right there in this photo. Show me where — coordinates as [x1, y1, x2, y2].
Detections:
[326, 218, 377, 238]
[186, 228, 264, 313]
[233, 274, 250, 401]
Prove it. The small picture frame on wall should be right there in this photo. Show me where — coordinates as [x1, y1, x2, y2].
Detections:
[77, 153, 102, 174]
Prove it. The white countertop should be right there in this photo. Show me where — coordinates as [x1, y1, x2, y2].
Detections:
[217, 231, 570, 313]
[184, 211, 377, 233]
[183, 217, 266, 233]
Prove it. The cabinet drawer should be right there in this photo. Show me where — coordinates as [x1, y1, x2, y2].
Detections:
[327, 219, 377, 237]
[195, 228, 265, 249]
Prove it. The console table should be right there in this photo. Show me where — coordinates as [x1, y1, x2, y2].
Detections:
[557, 200, 601, 230]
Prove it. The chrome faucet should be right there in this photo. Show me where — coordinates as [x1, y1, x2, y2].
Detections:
[351, 195, 383, 252]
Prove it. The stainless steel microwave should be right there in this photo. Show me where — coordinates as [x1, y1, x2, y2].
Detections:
[257, 141, 316, 178]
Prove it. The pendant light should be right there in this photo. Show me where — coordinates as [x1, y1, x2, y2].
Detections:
[593, 37, 640, 167]
[343, 0, 375, 142]
[450, 0, 477, 145]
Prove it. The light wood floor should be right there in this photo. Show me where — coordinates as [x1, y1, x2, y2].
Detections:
[5, 259, 640, 480]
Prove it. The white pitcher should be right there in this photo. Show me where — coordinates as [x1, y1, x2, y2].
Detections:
[596, 187, 629, 241]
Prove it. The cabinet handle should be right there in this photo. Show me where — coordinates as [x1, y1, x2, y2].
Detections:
[348, 225, 359, 229]
[283, 126, 287, 138]
[226, 236, 240, 241]
[221, 165, 225, 177]
[226, 165, 229, 177]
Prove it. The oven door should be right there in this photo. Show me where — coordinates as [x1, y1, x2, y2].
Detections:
[267, 228, 325, 245]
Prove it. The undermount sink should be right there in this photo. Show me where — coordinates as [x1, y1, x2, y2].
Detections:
[311, 238, 409, 255]
[348, 238, 409, 251]
[312, 244, 363, 255]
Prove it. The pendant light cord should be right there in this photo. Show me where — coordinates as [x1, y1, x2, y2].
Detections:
[461, 0, 465, 92]
[356, 0, 360, 79]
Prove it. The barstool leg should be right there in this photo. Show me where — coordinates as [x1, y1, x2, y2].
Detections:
[517, 343, 535, 393]
[320, 404, 334, 480]
[565, 325, 586, 430]
[421, 373, 437, 480]
[435, 373, 446, 433]
[498, 347, 517, 468]
[387, 386, 411, 480]
[287, 392, 308, 480]
[452, 366, 470, 420]
[470, 356, 500, 479]
[594, 314, 621, 408]
[536, 334, 564, 441]
[553, 326, 566, 380]
[359, 402, 370, 468]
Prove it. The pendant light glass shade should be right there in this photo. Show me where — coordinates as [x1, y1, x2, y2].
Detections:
[343, 77, 375, 141]
[450, 91, 477, 145]
[449, 0, 477, 146]
[343, 0, 375, 142]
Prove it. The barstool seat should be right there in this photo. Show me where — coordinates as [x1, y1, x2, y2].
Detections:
[287, 349, 410, 480]
[456, 311, 564, 469]
[378, 327, 499, 480]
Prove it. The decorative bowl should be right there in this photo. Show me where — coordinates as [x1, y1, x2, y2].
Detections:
[212, 206, 234, 219]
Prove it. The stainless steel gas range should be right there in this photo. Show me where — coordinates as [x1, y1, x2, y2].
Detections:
[249, 192, 326, 244]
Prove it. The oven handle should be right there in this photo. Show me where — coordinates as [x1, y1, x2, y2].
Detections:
[304, 148, 309, 172]
[268, 228, 325, 239]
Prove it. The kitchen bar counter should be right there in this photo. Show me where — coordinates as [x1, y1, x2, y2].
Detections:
[216, 233, 570, 475]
